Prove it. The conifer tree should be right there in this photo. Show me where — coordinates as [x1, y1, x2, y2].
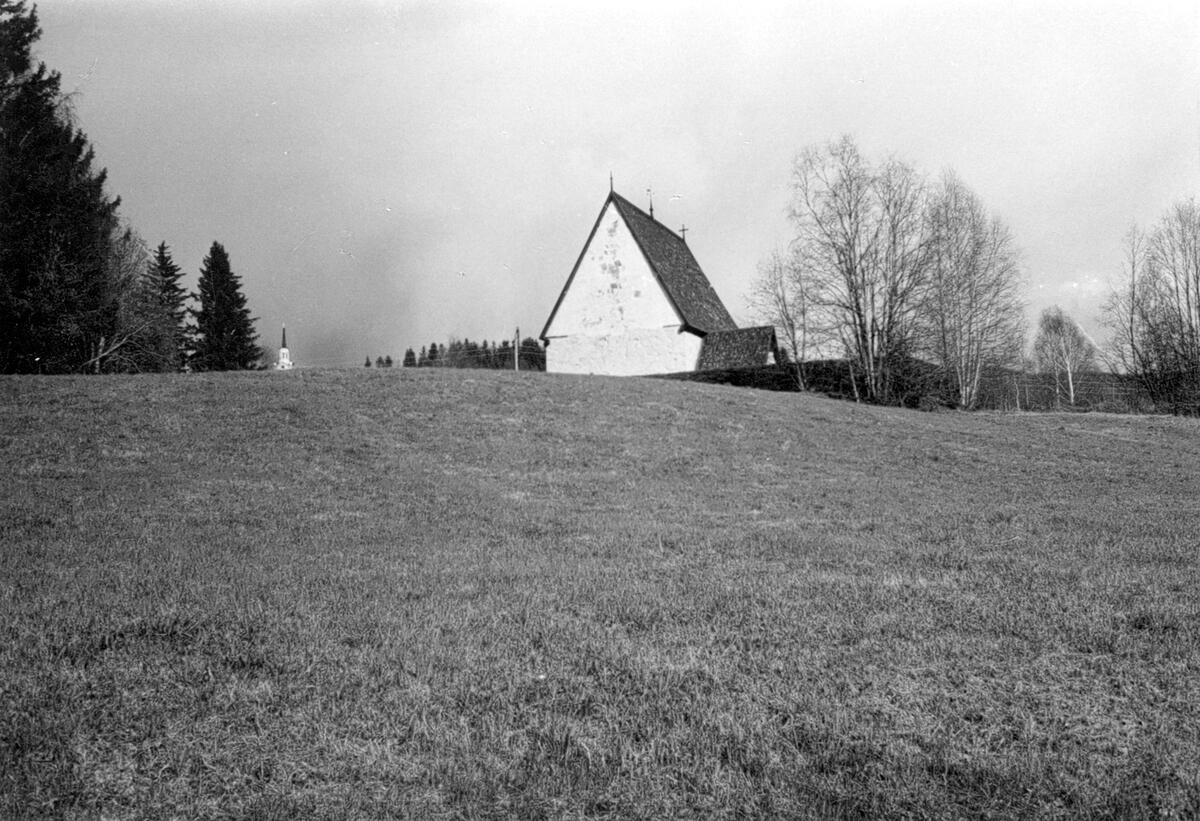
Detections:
[190, 242, 261, 371]
[100, 226, 179, 373]
[1, 1, 123, 372]
[403, 348, 416, 367]
[518, 337, 546, 371]
[149, 242, 189, 368]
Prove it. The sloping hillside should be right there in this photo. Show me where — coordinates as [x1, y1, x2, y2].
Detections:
[2, 369, 1198, 818]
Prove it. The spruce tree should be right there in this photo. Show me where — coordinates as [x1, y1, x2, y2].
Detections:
[102, 226, 179, 373]
[191, 242, 261, 371]
[149, 242, 189, 368]
[1, 1, 123, 372]
[518, 337, 545, 371]
[403, 348, 416, 367]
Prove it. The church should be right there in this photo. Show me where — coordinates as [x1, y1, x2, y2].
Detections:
[274, 325, 294, 370]
[540, 189, 777, 376]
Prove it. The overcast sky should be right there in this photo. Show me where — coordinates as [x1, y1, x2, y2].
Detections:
[38, 1, 1200, 366]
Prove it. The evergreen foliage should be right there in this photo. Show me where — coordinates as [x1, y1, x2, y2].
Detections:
[518, 336, 545, 371]
[496, 339, 514, 368]
[394, 337, 545, 370]
[0, 1, 123, 372]
[190, 242, 261, 371]
[149, 242, 189, 369]
[99, 227, 180, 372]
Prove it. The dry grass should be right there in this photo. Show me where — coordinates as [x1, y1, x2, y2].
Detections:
[1, 367, 1198, 819]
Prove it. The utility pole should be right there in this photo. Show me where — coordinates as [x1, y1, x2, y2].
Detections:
[514, 327, 520, 372]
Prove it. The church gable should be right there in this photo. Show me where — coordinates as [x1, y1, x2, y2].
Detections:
[542, 199, 683, 339]
[540, 188, 744, 376]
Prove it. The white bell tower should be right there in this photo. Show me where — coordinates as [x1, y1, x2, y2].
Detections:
[275, 325, 294, 370]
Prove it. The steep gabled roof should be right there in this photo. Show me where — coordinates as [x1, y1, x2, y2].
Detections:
[542, 190, 738, 341]
[696, 326, 778, 371]
[608, 193, 737, 334]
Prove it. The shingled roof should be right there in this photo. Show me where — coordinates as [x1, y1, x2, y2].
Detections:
[542, 191, 738, 340]
[608, 193, 737, 333]
[696, 326, 779, 371]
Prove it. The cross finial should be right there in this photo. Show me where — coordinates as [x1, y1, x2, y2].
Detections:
[680, 225, 688, 243]
[647, 187, 654, 219]
[609, 171, 613, 193]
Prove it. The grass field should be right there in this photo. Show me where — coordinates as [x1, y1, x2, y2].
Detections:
[2, 368, 1199, 819]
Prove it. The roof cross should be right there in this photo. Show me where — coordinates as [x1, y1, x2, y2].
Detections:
[680, 225, 688, 243]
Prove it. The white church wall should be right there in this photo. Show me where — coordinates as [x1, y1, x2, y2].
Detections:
[545, 200, 695, 374]
[546, 327, 702, 376]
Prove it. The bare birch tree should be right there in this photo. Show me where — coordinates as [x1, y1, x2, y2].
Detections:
[1102, 202, 1200, 411]
[1101, 226, 1146, 374]
[1151, 200, 1200, 371]
[749, 250, 801, 362]
[1033, 306, 1095, 406]
[788, 136, 929, 403]
[747, 248, 827, 387]
[922, 172, 1025, 408]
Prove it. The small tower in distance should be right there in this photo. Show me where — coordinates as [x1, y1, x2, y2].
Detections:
[275, 324, 294, 370]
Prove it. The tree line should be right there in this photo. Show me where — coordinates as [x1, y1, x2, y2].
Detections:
[751, 135, 1197, 413]
[1102, 206, 1200, 413]
[0, 2, 260, 374]
[366, 337, 546, 371]
[751, 136, 1027, 408]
